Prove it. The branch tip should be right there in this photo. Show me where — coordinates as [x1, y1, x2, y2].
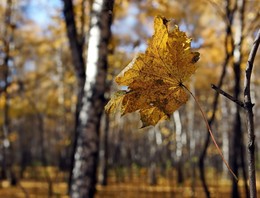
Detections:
[211, 84, 244, 108]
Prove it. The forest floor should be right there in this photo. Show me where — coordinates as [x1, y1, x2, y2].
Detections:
[0, 179, 258, 198]
[0, 167, 259, 197]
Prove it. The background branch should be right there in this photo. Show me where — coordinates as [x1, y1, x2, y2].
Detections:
[243, 29, 260, 198]
[211, 84, 244, 108]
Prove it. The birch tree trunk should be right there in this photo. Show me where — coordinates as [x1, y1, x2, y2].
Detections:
[173, 111, 184, 184]
[63, 0, 86, 193]
[70, 0, 114, 197]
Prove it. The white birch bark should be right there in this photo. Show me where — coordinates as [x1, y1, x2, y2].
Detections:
[221, 98, 229, 178]
[174, 111, 182, 158]
[70, 0, 114, 197]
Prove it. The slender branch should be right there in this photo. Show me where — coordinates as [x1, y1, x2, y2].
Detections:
[211, 84, 244, 108]
[198, 1, 235, 195]
[244, 30, 260, 99]
[183, 85, 238, 181]
[243, 29, 260, 198]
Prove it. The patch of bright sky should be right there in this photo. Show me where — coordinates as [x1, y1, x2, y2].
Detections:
[112, 3, 152, 53]
[112, 4, 139, 39]
[111, 3, 203, 54]
[179, 21, 204, 48]
[24, 0, 202, 51]
[22, 0, 62, 72]
[24, 0, 62, 28]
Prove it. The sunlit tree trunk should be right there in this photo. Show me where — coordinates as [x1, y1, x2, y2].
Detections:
[70, 0, 114, 197]
[221, 98, 230, 178]
[244, 29, 260, 198]
[148, 128, 157, 186]
[187, 81, 196, 195]
[173, 111, 184, 184]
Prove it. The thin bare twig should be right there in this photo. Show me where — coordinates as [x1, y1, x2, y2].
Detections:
[243, 29, 260, 198]
[211, 84, 245, 108]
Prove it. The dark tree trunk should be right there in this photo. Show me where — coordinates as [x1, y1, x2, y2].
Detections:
[231, 110, 241, 198]
[177, 161, 184, 185]
[149, 130, 157, 186]
[243, 29, 260, 198]
[62, 0, 86, 193]
[100, 113, 109, 186]
[37, 113, 47, 166]
[1, 0, 17, 186]
[199, 132, 211, 198]
[26, 96, 48, 167]
[231, 48, 242, 198]
[63, 0, 85, 80]
[149, 162, 157, 186]
[240, 139, 249, 198]
[69, 0, 114, 197]
[231, 0, 247, 197]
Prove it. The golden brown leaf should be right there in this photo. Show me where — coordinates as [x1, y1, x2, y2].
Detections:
[105, 16, 200, 127]
[104, 91, 125, 114]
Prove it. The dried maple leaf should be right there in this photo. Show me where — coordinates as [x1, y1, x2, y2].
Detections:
[105, 17, 238, 181]
[105, 16, 200, 127]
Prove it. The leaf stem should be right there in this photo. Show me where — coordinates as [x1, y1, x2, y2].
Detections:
[182, 85, 238, 181]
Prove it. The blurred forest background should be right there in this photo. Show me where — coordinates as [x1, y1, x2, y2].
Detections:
[0, 0, 259, 197]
